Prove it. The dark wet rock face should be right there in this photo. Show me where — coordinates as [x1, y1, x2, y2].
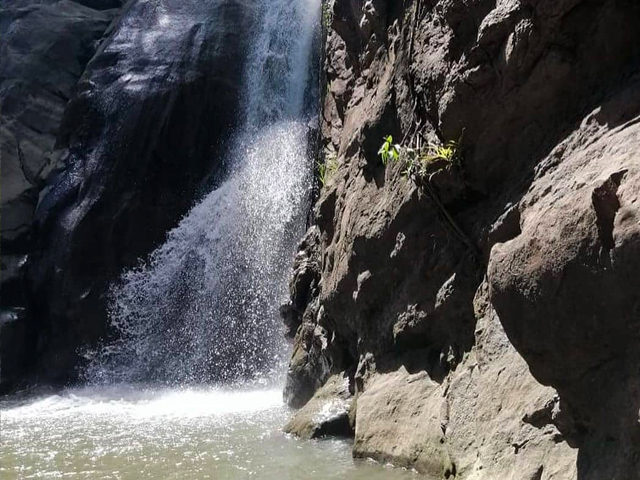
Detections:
[284, 0, 640, 478]
[1, 0, 120, 391]
[29, 0, 256, 384]
[1, 0, 255, 388]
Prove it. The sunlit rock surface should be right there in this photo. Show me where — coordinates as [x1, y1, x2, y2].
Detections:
[283, 0, 640, 478]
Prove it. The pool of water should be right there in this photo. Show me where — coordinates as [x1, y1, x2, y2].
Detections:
[1, 386, 418, 480]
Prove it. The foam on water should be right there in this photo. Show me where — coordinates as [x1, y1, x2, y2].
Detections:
[1, 387, 419, 480]
[2, 386, 283, 421]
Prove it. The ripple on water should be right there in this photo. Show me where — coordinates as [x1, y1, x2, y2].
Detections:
[1, 386, 418, 480]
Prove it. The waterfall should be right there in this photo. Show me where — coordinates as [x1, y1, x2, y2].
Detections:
[85, 0, 321, 385]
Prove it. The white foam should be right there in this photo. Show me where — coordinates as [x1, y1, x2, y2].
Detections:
[2, 386, 284, 422]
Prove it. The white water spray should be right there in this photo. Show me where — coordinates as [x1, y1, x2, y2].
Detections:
[85, 0, 321, 384]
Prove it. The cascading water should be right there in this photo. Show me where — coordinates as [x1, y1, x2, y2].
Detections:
[85, 0, 321, 385]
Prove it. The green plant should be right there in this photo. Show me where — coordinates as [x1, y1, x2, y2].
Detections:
[421, 139, 459, 165]
[378, 133, 477, 256]
[378, 135, 401, 166]
[379, 133, 463, 179]
[318, 154, 338, 187]
[322, 1, 333, 29]
[400, 148, 420, 177]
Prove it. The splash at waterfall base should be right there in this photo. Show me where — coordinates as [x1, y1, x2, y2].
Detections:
[0, 386, 420, 480]
[84, 120, 313, 385]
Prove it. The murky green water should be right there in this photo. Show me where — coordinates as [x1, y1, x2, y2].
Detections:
[1, 386, 417, 479]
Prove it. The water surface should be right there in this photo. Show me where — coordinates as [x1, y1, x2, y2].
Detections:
[1, 386, 418, 480]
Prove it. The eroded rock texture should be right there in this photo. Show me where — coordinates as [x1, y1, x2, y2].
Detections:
[283, 1, 640, 478]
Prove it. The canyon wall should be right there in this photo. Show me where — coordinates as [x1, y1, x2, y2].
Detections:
[283, 1, 640, 479]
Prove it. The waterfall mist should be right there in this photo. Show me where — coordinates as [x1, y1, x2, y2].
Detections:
[84, 0, 321, 385]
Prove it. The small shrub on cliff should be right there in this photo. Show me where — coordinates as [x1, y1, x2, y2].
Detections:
[318, 154, 338, 187]
[422, 140, 459, 165]
[378, 135, 401, 165]
[322, 1, 333, 29]
[380, 135, 461, 178]
[380, 133, 477, 256]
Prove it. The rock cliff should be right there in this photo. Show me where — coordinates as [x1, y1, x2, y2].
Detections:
[283, 1, 640, 479]
[1, 0, 122, 390]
